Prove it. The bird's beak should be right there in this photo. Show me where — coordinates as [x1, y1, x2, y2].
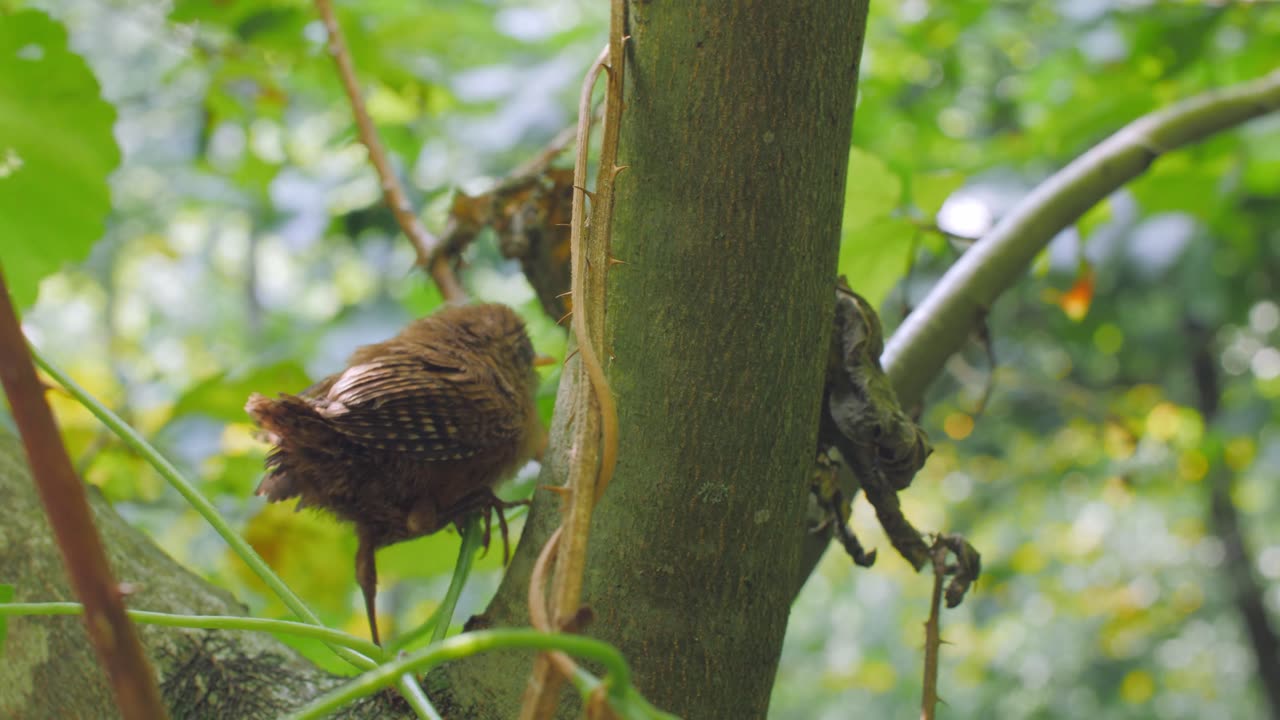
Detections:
[534, 354, 557, 367]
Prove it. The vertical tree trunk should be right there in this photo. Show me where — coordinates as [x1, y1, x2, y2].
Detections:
[438, 3, 868, 717]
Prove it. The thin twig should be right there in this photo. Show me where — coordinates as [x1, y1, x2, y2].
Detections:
[921, 543, 948, 720]
[0, 270, 169, 720]
[506, 121, 581, 188]
[312, 0, 465, 303]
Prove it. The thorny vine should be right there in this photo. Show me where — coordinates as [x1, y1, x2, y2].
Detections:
[921, 534, 982, 720]
[522, 2, 628, 717]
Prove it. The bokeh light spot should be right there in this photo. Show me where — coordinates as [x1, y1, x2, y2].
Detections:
[944, 412, 975, 440]
[1121, 670, 1155, 703]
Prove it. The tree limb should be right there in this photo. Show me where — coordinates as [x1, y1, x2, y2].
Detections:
[883, 68, 1280, 408]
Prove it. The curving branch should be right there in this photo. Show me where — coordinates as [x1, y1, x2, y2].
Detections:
[883, 68, 1280, 408]
[313, 0, 466, 303]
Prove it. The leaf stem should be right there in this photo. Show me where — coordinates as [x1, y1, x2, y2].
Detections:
[287, 629, 636, 720]
[432, 515, 483, 643]
[0, 602, 381, 658]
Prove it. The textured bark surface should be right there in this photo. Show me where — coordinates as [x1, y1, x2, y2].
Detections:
[437, 3, 868, 717]
[0, 434, 405, 720]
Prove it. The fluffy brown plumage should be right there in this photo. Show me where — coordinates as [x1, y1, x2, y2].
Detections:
[245, 303, 544, 645]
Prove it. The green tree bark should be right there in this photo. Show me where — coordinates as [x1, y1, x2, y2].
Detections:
[437, 2, 869, 717]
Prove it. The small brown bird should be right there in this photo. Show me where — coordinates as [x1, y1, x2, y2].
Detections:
[245, 303, 546, 645]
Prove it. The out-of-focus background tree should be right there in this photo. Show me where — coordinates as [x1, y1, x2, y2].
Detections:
[4, 1, 1279, 717]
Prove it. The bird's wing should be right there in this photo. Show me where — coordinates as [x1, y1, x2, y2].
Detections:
[313, 348, 522, 460]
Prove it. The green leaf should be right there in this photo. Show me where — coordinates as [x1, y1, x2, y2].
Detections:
[843, 147, 902, 233]
[838, 216, 916, 309]
[911, 170, 965, 219]
[1076, 198, 1113, 240]
[1242, 127, 1280, 194]
[170, 362, 313, 423]
[0, 10, 120, 309]
[1129, 153, 1224, 220]
[0, 583, 13, 654]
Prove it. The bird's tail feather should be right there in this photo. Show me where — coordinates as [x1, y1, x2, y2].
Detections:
[245, 393, 335, 502]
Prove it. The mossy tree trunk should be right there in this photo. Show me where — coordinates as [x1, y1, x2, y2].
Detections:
[0, 435, 406, 719]
[439, 3, 869, 717]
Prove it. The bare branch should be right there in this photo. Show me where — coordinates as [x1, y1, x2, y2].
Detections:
[920, 544, 947, 720]
[312, 0, 466, 303]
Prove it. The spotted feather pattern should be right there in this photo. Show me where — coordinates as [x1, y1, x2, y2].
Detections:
[310, 347, 521, 461]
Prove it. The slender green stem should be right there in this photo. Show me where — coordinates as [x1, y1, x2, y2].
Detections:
[29, 346, 377, 671]
[395, 675, 439, 720]
[2, 601, 437, 718]
[0, 603, 381, 658]
[286, 629, 634, 720]
[431, 515, 482, 643]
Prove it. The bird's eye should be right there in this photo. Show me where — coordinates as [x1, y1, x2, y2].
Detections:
[514, 336, 535, 367]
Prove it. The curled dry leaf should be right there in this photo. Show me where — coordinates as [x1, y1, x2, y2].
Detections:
[818, 278, 933, 569]
[441, 168, 576, 320]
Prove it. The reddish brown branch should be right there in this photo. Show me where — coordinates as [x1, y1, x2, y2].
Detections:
[0, 268, 168, 720]
[312, 0, 466, 303]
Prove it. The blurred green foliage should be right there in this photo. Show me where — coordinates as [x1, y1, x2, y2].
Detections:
[1, 1, 1278, 718]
